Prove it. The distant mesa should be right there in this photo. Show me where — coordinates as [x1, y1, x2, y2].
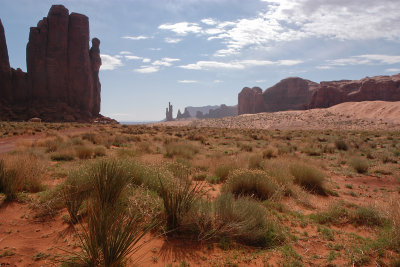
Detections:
[176, 108, 191, 119]
[0, 5, 112, 122]
[238, 74, 400, 115]
[196, 104, 237, 119]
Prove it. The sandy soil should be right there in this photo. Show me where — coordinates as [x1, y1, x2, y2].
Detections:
[159, 101, 400, 130]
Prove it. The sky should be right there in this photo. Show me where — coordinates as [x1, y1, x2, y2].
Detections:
[1, 0, 400, 121]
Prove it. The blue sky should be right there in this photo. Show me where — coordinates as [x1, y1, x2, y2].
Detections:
[1, 0, 400, 121]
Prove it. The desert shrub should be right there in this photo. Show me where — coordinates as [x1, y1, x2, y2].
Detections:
[158, 175, 203, 231]
[1, 153, 45, 195]
[239, 143, 253, 152]
[62, 171, 91, 224]
[0, 161, 19, 201]
[387, 198, 400, 251]
[206, 175, 220, 184]
[43, 137, 64, 152]
[51, 151, 74, 161]
[353, 205, 384, 227]
[81, 132, 102, 144]
[349, 157, 369, 174]
[193, 173, 207, 181]
[224, 169, 277, 200]
[68, 159, 155, 266]
[136, 141, 152, 154]
[289, 162, 326, 195]
[112, 135, 129, 147]
[76, 146, 93, 159]
[164, 142, 199, 159]
[248, 154, 263, 169]
[335, 139, 348, 151]
[310, 202, 349, 225]
[214, 163, 237, 182]
[261, 159, 293, 186]
[263, 146, 278, 159]
[93, 146, 106, 157]
[214, 193, 285, 247]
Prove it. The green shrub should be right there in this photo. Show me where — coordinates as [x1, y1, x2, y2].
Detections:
[310, 202, 349, 225]
[263, 146, 278, 159]
[93, 147, 106, 157]
[214, 193, 285, 247]
[353, 205, 384, 227]
[289, 162, 326, 195]
[158, 176, 203, 232]
[193, 173, 207, 181]
[214, 163, 237, 182]
[224, 169, 277, 200]
[349, 157, 369, 174]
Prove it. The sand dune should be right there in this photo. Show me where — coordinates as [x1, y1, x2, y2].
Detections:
[187, 101, 400, 130]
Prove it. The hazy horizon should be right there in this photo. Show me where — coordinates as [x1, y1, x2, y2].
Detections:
[1, 0, 400, 121]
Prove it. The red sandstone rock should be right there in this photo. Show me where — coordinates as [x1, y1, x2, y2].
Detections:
[46, 5, 69, 102]
[0, 19, 12, 102]
[238, 87, 265, 115]
[0, 5, 103, 122]
[263, 77, 318, 112]
[309, 74, 400, 108]
[68, 12, 93, 112]
[90, 38, 101, 116]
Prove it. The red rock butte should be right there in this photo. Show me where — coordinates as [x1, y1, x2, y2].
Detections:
[0, 5, 102, 122]
[238, 74, 400, 115]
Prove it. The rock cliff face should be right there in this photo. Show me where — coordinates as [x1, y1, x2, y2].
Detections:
[198, 104, 237, 119]
[263, 77, 319, 112]
[0, 5, 102, 122]
[238, 74, 400, 115]
[238, 87, 265, 115]
[309, 74, 400, 108]
[165, 102, 173, 121]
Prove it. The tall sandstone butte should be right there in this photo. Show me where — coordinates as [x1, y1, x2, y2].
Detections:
[0, 5, 102, 122]
[238, 74, 400, 115]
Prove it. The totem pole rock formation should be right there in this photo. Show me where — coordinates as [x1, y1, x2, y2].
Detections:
[0, 5, 102, 122]
[166, 102, 173, 121]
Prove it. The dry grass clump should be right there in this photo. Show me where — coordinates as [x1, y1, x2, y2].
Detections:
[289, 162, 326, 195]
[0, 153, 45, 200]
[65, 159, 155, 266]
[248, 154, 263, 169]
[335, 139, 348, 151]
[75, 146, 93, 159]
[51, 150, 75, 161]
[214, 163, 238, 182]
[263, 146, 278, 159]
[164, 141, 199, 159]
[349, 157, 369, 174]
[224, 169, 277, 200]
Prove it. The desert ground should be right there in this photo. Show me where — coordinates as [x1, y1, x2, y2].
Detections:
[1, 102, 400, 266]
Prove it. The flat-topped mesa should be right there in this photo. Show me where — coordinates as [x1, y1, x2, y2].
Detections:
[309, 74, 400, 108]
[0, 4, 102, 122]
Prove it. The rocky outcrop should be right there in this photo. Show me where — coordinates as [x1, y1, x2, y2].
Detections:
[166, 102, 173, 121]
[238, 87, 265, 115]
[176, 108, 191, 119]
[309, 74, 400, 108]
[0, 5, 102, 122]
[197, 104, 237, 119]
[263, 78, 319, 112]
[238, 74, 400, 115]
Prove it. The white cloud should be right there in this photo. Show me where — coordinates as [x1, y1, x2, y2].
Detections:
[179, 59, 302, 70]
[134, 66, 160, 74]
[201, 18, 217, 25]
[214, 80, 223, 83]
[152, 57, 180, 67]
[326, 54, 400, 66]
[255, 80, 266, 83]
[142, 58, 151, 63]
[149, 48, 161, 51]
[100, 54, 123, 70]
[178, 80, 198, 83]
[165, 37, 182, 44]
[125, 55, 143, 60]
[122, 35, 150, 40]
[161, 0, 400, 57]
[119, 51, 132, 55]
[385, 68, 400, 73]
[158, 22, 202, 35]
